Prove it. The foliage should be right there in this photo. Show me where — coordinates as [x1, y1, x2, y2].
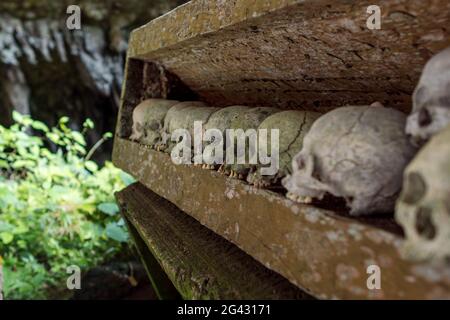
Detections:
[0, 112, 135, 299]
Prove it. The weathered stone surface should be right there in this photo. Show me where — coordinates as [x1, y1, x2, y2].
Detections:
[116, 59, 197, 139]
[123, 214, 181, 300]
[113, 0, 450, 300]
[127, 0, 450, 112]
[116, 182, 311, 300]
[113, 138, 450, 299]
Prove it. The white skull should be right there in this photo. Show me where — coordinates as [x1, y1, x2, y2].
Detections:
[204, 105, 249, 134]
[247, 110, 320, 188]
[129, 99, 178, 146]
[283, 105, 417, 216]
[185, 105, 220, 138]
[223, 107, 280, 178]
[406, 46, 450, 145]
[157, 101, 208, 152]
[395, 124, 450, 263]
[202, 106, 249, 168]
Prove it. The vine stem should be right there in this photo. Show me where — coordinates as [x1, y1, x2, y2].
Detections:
[85, 137, 108, 161]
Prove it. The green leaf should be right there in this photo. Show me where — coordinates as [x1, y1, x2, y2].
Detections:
[14, 222, 29, 234]
[12, 111, 23, 123]
[0, 221, 14, 233]
[1, 232, 14, 244]
[71, 131, 86, 146]
[83, 118, 94, 130]
[59, 116, 69, 124]
[103, 132, 113, 139]
[72, 144, 86, 155]
[84, 160, 98, 172]
[119, 171, 136, 186]
[46, 132, 60, 144]
[12, 160, 35, 169]
[105, 223, 128, 243]
[98, 202, 119, 216]
[31, 121, 49, 132]
[79, 203, 97, 214]
[0, 159, 9, 168]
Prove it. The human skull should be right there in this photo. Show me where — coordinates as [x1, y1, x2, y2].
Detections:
[202, 106, 249, 169]
[222, 107, 280, 178]
[283, 105, 417, 216]
[395, 124, 450, 263]
[247, 110, 320, 188]
[185, 105, 220, 138]
[406, 46, 450, 145]
[157, 101, 208, 152]
[204, 106, 250, 134]
[129, 99, 179, 147]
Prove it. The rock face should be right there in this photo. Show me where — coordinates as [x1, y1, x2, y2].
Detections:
[0, 0, 185, 157]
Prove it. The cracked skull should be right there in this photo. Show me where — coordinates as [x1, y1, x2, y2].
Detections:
[395, 124, 450, 263]
[129, 99, 179, 147]
[247, 110, 320, 188]
[406, 46, 450, 144]
[222, 107, 280, 178]
[283, 105, 417, 216]
[157, 101, 208, 152]
[202, 105, 249, 169]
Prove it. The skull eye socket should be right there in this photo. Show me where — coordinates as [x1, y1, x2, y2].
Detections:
[401, 172, 427, 205]
[311, 156, 322, 181]
[418, 108, 432, 127]
[149, 122, 159, 131]
[295, 155, 322, 180]
[296, 156, 305, 169]
[415, 207, 436, 240]
[136, 122, 144, 133]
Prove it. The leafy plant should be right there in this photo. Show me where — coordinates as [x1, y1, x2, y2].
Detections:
[0, 112, 135, 299]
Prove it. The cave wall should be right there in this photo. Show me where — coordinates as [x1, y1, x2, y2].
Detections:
[0, 0, 187, 159]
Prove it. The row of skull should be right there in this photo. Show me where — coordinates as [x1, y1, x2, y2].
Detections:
[129, 47, 450, 263]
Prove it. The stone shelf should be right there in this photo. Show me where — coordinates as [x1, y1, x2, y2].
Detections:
[113, 138, 450, 299]
[113, 0, 450, 299]
[125, 0, 450, 113]
[116, 182, 311, 299]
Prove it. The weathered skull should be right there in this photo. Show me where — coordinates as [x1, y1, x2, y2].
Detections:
[406, 46, 450, 144]
[204, 106, 249, 134]
[202, 106, 249, 169]
[395, 124, 450, 263]
[157, 101, 208, 152]
[283, 105, 417, 216]
[247, 110, 320, 188]
[129, 99, 179, 147]
[185, 105, 220, 138]
[222, 107, 280, 178]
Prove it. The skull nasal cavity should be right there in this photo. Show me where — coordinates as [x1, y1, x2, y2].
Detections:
[415, 207, 436, 240]
[402, 172, 427, 204]
[418, 108, 432, 127]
